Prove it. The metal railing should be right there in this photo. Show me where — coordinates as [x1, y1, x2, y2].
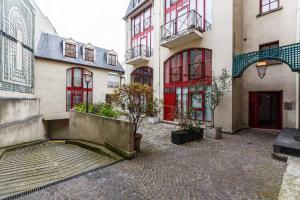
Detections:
[161, 10, 206, 41]
[125, 44, 152, 61]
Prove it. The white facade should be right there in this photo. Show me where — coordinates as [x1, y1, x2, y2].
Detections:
[124, 0, 300, 132]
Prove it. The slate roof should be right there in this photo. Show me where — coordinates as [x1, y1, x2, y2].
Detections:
[124, 0, 148, 19]
[35, 33, 125, 73]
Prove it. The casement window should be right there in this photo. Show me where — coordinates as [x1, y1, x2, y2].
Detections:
[65, 43, 77, 58]
[259, 41, 281, 64]
[260, 0, 280, 14]
[108, 54, 117, 66]
[84, 48, 95, 62]
[130, 6, 153, 51]
[66, 68, 93, 111]
[163, 49, 212, 122]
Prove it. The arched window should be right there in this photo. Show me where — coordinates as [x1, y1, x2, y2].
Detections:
[164, 48, 212, 121]
[66, 68, 93, 111]
[131, 66, 153, 86]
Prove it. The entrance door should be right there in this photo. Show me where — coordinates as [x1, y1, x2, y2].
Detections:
[249, 91, 283, 130]
[164, 89, 176, 121]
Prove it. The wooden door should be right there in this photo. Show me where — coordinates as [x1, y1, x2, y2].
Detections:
[164, 91, 176, 121]
[249, 91, 283, 130]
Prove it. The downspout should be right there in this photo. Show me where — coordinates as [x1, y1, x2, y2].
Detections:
[296, 0, 300, 129]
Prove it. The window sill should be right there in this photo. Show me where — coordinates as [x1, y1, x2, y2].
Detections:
[256, 6, 283, 18]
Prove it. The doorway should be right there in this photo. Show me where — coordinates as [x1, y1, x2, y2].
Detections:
[249, 91, 283, 130]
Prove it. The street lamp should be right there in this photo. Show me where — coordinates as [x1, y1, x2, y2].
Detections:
[256, 60, 268, 79]
[83, 71, 92, 113]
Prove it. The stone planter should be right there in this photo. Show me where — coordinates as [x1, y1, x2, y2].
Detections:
[205, 127, 222, 140]
[171, 128, 204, 145]
[148, 117, 159, 124]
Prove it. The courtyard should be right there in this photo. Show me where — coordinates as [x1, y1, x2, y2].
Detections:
[12, 122, 287, 200]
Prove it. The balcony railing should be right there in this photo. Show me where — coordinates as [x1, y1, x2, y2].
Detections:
[161, 10, 204, 41]
[125, 44, 152, 63]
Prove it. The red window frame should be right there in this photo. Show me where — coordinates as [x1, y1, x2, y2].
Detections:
[164, 0, 207, 30]
[131, 6, 153, 50]
[164, 48, 212, 122]
[259, 0, 280, 14]
[66, 68, 93, 111]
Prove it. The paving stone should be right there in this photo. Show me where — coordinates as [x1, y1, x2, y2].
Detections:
[19, 122, 286, 200]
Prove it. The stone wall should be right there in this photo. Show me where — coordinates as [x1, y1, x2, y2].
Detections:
[68, 111, 135, 155]
[0, 98, 47, 148]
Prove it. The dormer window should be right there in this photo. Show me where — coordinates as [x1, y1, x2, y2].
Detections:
[107, 50, 117, 66]
[63, 39, 78, 58]
[83, 43, 96, 62]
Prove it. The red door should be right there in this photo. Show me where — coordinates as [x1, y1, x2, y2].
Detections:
[249, 91, 283, 130]
[164, 91, 176, 121]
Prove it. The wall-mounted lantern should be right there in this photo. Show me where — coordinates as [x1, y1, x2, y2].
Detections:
[256, 61, 268, 79]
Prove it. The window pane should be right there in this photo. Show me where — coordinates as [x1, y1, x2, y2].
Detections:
[270, 2, 278, 10]
[74, 68, 82, 87]
[191, 94, 202, 109]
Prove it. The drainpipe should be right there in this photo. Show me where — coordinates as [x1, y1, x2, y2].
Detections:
[296, 0, 300, 129]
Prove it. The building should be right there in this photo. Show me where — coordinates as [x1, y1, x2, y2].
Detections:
[0, 0, 124, 148]
[124, 0, 300, 133]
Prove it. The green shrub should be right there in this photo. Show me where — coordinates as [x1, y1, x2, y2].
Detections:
[74, 102, 120, 119]
[98, 105, 120, 118]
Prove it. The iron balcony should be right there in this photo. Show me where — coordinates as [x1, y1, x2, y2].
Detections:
[125, 44, 152, 65]
[161, 10, 211, 49]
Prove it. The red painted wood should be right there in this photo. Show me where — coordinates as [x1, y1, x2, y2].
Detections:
[164, 92, 176, 121]
[249, 91, 283, 130]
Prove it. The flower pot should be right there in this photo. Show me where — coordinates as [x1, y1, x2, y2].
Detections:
[171, 128, 204, 145]
[148, 117, 160, 124]
[205, 127, 222, 140]
[134, 133, 143, 151]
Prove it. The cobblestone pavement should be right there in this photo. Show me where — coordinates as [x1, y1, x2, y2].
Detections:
[20, 122, 286, 200]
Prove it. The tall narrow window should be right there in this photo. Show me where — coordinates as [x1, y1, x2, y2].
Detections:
[66, 68, 93, 111]
[260, 0, 279, 14]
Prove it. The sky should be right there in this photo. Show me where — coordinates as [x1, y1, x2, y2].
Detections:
[35, 0, 130, 63]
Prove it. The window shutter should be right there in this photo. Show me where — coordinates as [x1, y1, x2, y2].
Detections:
[83, 47, 86, 60]
[63, 41, 66, 56]
[76, 45, 79, 58]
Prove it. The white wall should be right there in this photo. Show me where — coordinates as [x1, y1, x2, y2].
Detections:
[35, 59, 121, 120]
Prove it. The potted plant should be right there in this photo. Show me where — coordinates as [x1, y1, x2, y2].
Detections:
[203, 69, 232, 139]
[147, 98, 163, 124]
[171, 109, 204, 145]
[111, 83, 153, 151]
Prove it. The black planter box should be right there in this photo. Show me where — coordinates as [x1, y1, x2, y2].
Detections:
[171, 128, 204, 145]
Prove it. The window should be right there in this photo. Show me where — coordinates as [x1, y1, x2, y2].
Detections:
[131, 67, 153, 86]
[259, 41, 281, 65]
[65, 43, 77, 58]
[164, 49, 212, 122]
[260, 0, 279, 14]
[108, 54, 117, 66]
[84, 48, 95, 62]
[66, 68, 93, 111]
